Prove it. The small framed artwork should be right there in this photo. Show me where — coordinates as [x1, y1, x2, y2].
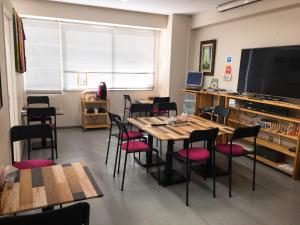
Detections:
[199, 39, 217, 76]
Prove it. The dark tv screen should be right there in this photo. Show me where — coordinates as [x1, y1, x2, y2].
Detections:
[237, 45, 300, 99]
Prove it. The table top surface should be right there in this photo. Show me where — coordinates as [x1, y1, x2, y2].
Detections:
[21, 107, 64, 116]
[135, 99, 153, 104]
[0, 162, 103, 216]
[128, 115, 235, 141]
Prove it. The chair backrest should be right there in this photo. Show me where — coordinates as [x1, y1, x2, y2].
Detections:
[27, 107, 56, 124]
[27, 96, 50, 106]
[130, 103, 152, 117]
[153, 97, 170, 104]
[189, 128, 219, 149]
[115, 118, 129, 140]
[231, 125, 261, 141]
[124, 94, 132, 109]
[157, 102, 177, 116]
[108, 112, 121, 127]
[212, 106, 230, 124]
[10, 124, 53, 163]
[0, 202, 90, 225]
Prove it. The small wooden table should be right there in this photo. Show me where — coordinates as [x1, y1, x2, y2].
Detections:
[136, 99, 153, 104]
[0, 162, 103, 216]
[21, 107, 64, 117]
[128, 115, 235, 186]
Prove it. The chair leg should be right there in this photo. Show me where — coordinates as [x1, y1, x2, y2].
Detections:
[28, 140, 31, 160]
[213, 149, 216, 198]
[113, 139, 120, 177]
[252, 153, 256, 191]
[188, 162, 192, 182]
[186, 160, 189, 206]
[121, 152, 128, 191]
[228, 156, 232, 197]
[105, 133, 112, 165]
[117, 143, 122, 174]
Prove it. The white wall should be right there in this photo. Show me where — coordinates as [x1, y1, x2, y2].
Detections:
[12, 0, 168, 29]
[0, 0, 16, 165]
[189, 3, 300, 91]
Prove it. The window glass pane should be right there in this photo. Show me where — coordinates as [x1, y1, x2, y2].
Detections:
[23, 19, 61, 93]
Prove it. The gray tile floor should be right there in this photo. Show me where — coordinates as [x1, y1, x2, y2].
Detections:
[29, 128, 300, 225]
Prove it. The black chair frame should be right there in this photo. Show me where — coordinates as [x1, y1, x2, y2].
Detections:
[123, 94, 132, 122]
[27, 107, 58, 159]
[0, 202, 90, 225]
[214, 125, 260, 197]
[10, 124, 55, 162]
[175, 128, 219, 206]
[114, 118, 161, 191]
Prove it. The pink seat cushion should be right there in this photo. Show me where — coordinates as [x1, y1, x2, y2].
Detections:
[152, 108, 167, 114]
[121, 141, 150, 151]
[178, 147, 210, 161]
[121, 131, 143, 140]
[215, 144, 246, 155]
[13, 160, 53, 170]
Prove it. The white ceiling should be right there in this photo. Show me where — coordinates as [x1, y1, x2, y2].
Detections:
[46, 0, 230, 15]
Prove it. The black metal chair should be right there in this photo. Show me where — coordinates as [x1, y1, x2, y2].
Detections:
[214, 125, 261, 197]
[212, 106, 231, 125]
[114, 118, 160, 191]
[27, 107, 58, 159]
[175, 128, 219, 206]
[130, 103, 152, 117]
[105, 112, 145, 165]
[10, 124, 54, 169]
[27, 96, 51, 123]
[155, 102, 178, 156]
[0, 202, 90, 225]
[152, 97, 170, 115]
[123, 94, 132, 122]
[157, 102, 177, 117]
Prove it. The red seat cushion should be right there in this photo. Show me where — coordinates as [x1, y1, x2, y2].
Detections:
[152, 108, 167, 114]
[13, 160, 53, 170]
[215, 144, 246, 156]
[121, 131, 143, 140]
[178, 147, 210, 161]
[121, 141, 150, 152]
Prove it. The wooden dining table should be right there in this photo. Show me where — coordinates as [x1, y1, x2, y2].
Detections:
[0, 162, 103, 216]
[127, 115, 235, 186]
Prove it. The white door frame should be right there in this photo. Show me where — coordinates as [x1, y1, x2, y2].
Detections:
[3, 6, 20, 160]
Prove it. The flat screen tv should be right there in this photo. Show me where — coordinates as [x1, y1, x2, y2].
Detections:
[237, 45, 300, 100]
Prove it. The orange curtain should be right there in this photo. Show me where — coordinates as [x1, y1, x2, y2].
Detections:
[13, 10, 26, 73]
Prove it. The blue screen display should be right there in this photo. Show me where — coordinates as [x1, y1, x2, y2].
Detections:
[186, 72, 203, 86]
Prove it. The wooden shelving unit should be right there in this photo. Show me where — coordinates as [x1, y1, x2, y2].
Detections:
[81, 92, 110, 131]
[181, 89, 300, 179]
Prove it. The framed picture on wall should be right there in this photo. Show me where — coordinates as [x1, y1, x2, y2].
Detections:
[199, 39, 217, 76]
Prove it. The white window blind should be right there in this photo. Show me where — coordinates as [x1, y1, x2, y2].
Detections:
[23, 18, 156, 92]
[23, 19, 62, 93]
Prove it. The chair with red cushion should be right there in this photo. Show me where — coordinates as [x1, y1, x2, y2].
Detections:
[122, 94, 132, 122]
[27, 96, 51, 122]
[175, 128, 219, 206]
[10, 124, 55, 170]
[27, 107, 58, 159]
[114, 119, 160, 191]
[105, 112, 145, 165]
[152, 97, 170, 116]
[214, 125, 260, 197]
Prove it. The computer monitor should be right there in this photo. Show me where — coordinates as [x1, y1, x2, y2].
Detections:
[185, 72, 203, 90]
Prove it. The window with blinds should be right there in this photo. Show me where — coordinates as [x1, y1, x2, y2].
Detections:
[23, 19, 156, 93]
[23, 19, 62, 93]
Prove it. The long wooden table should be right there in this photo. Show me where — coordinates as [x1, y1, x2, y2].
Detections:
[128, 115, 235, 186]
[0, 162, 103, 216]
